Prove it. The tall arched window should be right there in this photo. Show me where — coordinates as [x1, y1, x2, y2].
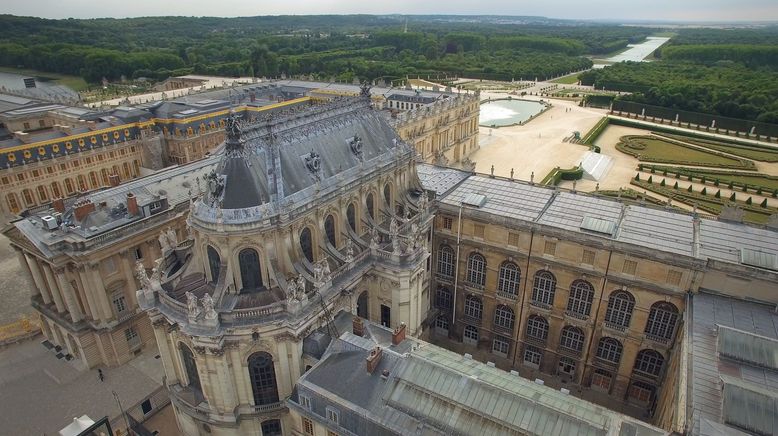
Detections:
[437, 245, 454, 277]
[101, 168, 109, 185]
[89, 171, 99, 188]
[207, 245, 221, 283]
[596, 337, 623, 364]
[64, 178, 74, 194]
[497, 262, 521, 295]
[239, 248, 263, 291]
[248, 352, 279, 406]
[644, 302, 679, 340]
[324, 214, 336, 247]
[300, 227, 313, 262]
[6, 193, 20, 214]
[347, 203, 357, 232]
[567, 280, 594, 317]
[50, 182, 62, 198]
[463, 325, 479, 344]
[466, 253, 486, 286]
[383, 183, 392, 211]
[559, 326, 585, 354]
[604, 291, 635, 328]
[493, 305, 515, 330]
[77, 174, 88, 191]
[633, 349, 664, 378]
[366, 193, 375, 220]
[435, 287, 452, 310]
[37, 185, 48, 202]
[531, 271, 556, 306]
[526, 315, 549, 342]
[464, 295, 482, 320]
[22, 188, 34, 206]
[179, 344, 201, 393]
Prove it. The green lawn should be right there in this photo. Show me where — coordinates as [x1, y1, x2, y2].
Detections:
[0, 66, 88, 91]
[551, 75, 580, 84]
[653, 133, 778, 162]
[617, 135, 755, 169]
[646, 165, 778, 191]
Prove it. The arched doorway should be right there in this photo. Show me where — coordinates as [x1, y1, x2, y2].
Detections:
[357, 291, 368, 319]
[248, 352, 279, 406]
[239, 248, 263, 291]
[207, 246, 221, 283]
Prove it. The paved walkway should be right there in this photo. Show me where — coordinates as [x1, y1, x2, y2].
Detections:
[0, 340, 164, 435]
[0, 233, 33, 325]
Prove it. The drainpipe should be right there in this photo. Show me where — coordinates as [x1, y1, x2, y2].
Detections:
[512, 228, 535, 368]
[452, 202, 464, 327]
[580, 248, 613, 387]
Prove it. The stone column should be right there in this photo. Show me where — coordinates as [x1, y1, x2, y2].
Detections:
[119, 250, 139, 308]
[55, 268, 83, 323]
[14, 248, 37, 297]
[152, 320, 178, 385]
[42, 263, 66, 313]
[76, 267, 102, 323]
[88, 263, 114, 322]
[70, 268, 94, 322]
[216, 350, 238, 410]
[24, 254, 50, 303]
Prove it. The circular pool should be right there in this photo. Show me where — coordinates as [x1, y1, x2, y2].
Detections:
[480, 99, 548, 127]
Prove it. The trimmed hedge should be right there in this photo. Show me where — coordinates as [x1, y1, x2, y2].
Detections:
[582, 116, 609, 145]
[541, 165, 584, 186]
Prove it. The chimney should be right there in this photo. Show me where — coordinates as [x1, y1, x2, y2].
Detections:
[126, 192, 139, 216]
[392, 322, 406, 346]
[51, 198, 65, 213]
[73, 199, 95, 222]
[366, 346, 382, 374]
[108, 173, 121, 187]
[352, 317, 365, 337]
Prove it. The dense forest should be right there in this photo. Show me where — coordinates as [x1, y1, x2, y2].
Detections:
[0, 14, 649, 83]
[580, 27, 778, 123]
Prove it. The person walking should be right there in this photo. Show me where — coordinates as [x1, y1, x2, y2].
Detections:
[98, 368, 104, 382]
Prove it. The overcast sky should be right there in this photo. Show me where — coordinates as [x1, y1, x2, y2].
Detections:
[4, 0, 778, 22]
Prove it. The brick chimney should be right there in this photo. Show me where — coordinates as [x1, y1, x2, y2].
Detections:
[392, 322, 406, 346]
[108, 173, 121, 187]
[73, 199, 95, 222]
[51, 198, 65, 213]
[352, 317, 365, 337]
[366, 346, 382, 374]
[126, 192, 139, 216]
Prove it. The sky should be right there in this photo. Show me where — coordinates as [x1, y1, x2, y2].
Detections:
[4, 0, 778, 22]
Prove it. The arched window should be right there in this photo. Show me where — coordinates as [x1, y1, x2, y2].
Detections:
[77, 174, 88, 191]
[50, 182, 61, 198]
[101, 168, 109, 185]
[37, 185, 48, 202]
[466, 253, 486, 286]
[596, 337, 623, 364]
[89, 171, 99, 188]
[437, 245, 454, 277]
[531, 271, 556, 306]
[383, 183, 392, 210]
[644, 302, 679, 340]
[239, 248, 263, 291]
[123, 162, 131, 178]
[6, 193, 20, 214]
[324, 214, 336, 247]
[435, 314, 449, 331]
[179, 344, 201, 392]
[526, 315, 549, 342]
[497, 262, 520, 295]
[21, 188, 34, 207]
[493, 305, 515, 330]
[591, 368, 613, 391]
[300, 227, 313, 262]
[64, 178, 74, 194]
[463, 325, 479, 344]
[248, 352, 279, 406]
[347, 203, 357, 232]
[633, 349, 664, 378]
[560, 326, 585, 353]
[261, 419, 282, 436]
[366, 193, 375, 219]
[464, 295, 482, 320]
[435, 287, 452, 310]
[567, 280, 594, 317]
[604, 291, 635, 328]
[207, 245, 221, 283]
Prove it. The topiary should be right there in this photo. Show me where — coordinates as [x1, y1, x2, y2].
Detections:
[660, 179, 666, 187]
[730, 192, 736, 201]
[701, 187, 707, 195]
[715, 190, 721, 198]
[761, 198, 768, 208]
[647, 175, 653, 183]
[746, 197, 753, 205]
[673, 181, 679, 189]
[687, 184, 693, 192]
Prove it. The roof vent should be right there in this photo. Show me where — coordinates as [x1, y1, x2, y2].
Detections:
[580, 215, 616, 236]
[41, 215, 58, 230]
[462, 193, 487, 208]
[510, 370, 519, 376]
[463, 353, 472, 360]
[534, 378, 545, 385]
[740, 248, 778, 271]
[560, 388, 570, 395]
[486, 361, 495, 367]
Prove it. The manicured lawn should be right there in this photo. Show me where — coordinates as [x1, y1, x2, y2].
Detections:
[551, 75, 580, 84]
[654, 133, 778, 162]
[647, 165, 778, 191]
[617, 135, 754, 169]
[0, 66, 88, 91]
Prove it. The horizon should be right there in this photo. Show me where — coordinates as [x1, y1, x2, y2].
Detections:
[4, 0, 778, 23]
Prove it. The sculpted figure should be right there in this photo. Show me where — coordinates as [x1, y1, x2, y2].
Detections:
[201, 293, 217, 319]
[186, 292, 200, 318]
[135, 260, 151, 290]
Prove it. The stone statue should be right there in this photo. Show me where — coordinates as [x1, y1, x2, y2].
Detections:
[166, 227, 177, 249]
[370, 225, 380, 249]
[135, 259, 151, 290]
[313, 261, 323, 284]
[201, 293, 217, 320]
[389, 217, 399, 237]
[321, 259, 331, 282]
[345, 239, 354, 263]
[186, 292, 200, 318]
[286, 277, 298, 302]
[158, 230, 169, 252]
[297, 275, 307, 297]
[150, 258, 163, 285]
[417, 192, 429, 216]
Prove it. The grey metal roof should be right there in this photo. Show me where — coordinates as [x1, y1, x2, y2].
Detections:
[416, 164, 470, 198]
[616, 205, 695, 256]
[537, 191, 623, 235]
[440, 176, 554, 222]
[689, 292, 778, 435]
[699, 219, 778, 264]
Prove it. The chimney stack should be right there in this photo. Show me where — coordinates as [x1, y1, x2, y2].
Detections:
[108, 173, 121, 187]
[73, 199, 95, 222]
[352, 317, 365, 337]
[392, 322, 406, 346]
[366, 346, 382, 374]
[126, 192, 139, 216]
[51, 198, 65, 213]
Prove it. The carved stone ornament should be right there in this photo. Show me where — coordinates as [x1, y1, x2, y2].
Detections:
[201, 293, 217, 320]
[349, 135, 363, 158]
[186, 291, 200, 319]
[305, 150, 321, 173]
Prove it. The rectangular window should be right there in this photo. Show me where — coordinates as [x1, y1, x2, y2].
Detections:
[327, 431, 339, 436]
[523, 345, 542, 369]
[544, 240, 556, 256]
[17, 173, 24, 182]
[300, 394, 312, 410]
[507, 232, 519, 247]
[442, 216, 453, 230]
[302, 418, 314, 435]
[124, 327, 138, 342]
[0, 177, 7, 185]
[23, 122, 30, 130]
[39, 119, 46, 127]
[326, 407, 339, 425]
[492, 336, 510, 357]
[46, 167, 54, 174]
[666, 270, 682, 286]
[473, 224, 485, 239]
[60, 164, 67, 171]
[112, 292, 127, 314]
[32, 169, 40, 177]
[582, 249, 595, 265]
[622, 259, 637, 275]
[134, 247, 143, 260]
